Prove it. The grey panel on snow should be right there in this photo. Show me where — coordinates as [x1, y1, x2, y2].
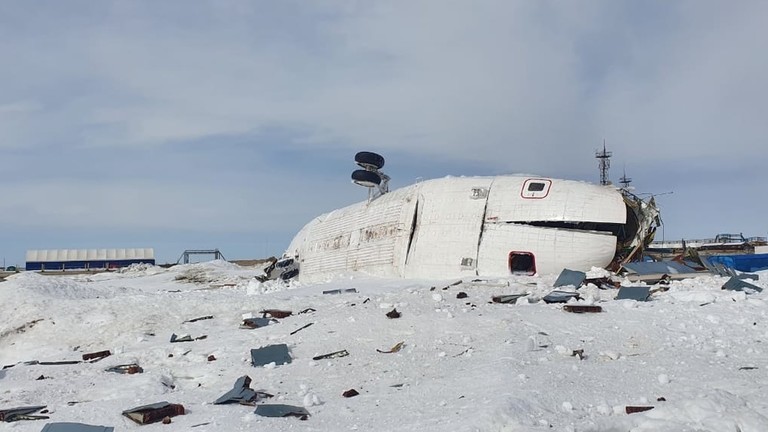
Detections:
[722, 277, 763, 293]
[622, 261, 699, 275]
[553, 269, 586, 288]
[251, 344, 292, 367]
[254, 404, 310, 418]
[41, 422, 114, 432]
[542, 290, 580, 304]
[214, 375, 270, 405]
[615, 286, 651, 301]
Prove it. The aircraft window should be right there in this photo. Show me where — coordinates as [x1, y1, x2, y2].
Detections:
[509, 252, 536, 275]
[527, 182, 546, 192]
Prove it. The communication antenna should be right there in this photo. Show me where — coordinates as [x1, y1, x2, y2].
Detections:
[619, 166, 632, 190]
[595, 140, 612, 186]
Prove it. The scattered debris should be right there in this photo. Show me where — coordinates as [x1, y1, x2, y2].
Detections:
[553, 269, 586, 288]
[563, 305, 603, 314]
[290, 323, 314, 335]
[615, 286, 651, 301]
[40, 422, 114, 432]
[214, 375, 273, 406]
[36, 374, 49, 380]
[585, 277, 620, 289]
[251, 344, 292, 367]
[722, 277, 763, 293]
[456, 292, 468, 299]
[261, 309, 292, 319]
[105, 364, 143, 374]
[657, 397, 666, 402]
[739, 366, 758, 371]
[254, 404, 310, 420]
[183, 315, 214, 323]
[622, 261, 704, 283]
[0, 405, 49, 422]
[377, 341, 404, 354]
[298, 308, 317, 314]
[122, 402, 185, 425]
[625, 406, 654, 414]
[453, 347, 473, 357]
[543, 290, 581, 304]
[169, 333, 206, 342]
[82, 350, 111, 362]
[342, 389, 360, 398]
[492, 294, 526, 304]
[207, 355, 216, 362]
[571, 349, 585, 360]
[240, 318, 276, 329]
[323, 288, 358, 295]
[312, 349, 349, 361]
[385, 308, 401, 319]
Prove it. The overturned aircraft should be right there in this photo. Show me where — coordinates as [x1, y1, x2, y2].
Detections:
[282, 152, 659, 282]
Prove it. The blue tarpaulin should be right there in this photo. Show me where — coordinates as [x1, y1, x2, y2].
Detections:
[706, 254, 768, 273]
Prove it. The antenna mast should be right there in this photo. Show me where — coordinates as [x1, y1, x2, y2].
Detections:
[619, 167, 632, 190]
[595, 140, 612, 186]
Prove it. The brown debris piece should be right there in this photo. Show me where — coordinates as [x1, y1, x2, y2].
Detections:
[376, 341, 404, 354]
[82, 350, 111, 362]
[342, 389, 359, 398]
[207, 355, 216, 362]
[261, 309, 293, 319]
[563, 305, 603, 313]
[456, 292, 468, 299]
[625, 406, 654, 414]
[122, 402, 185, 425]
[385, 308, 401, 319]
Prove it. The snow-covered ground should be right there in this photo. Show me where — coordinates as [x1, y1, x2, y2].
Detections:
[2, 261, 768, 431]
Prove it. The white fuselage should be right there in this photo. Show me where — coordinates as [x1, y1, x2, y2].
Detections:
[287, 176, 628, 281]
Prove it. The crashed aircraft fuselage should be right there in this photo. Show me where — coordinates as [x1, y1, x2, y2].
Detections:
[286, 175, 658, 282]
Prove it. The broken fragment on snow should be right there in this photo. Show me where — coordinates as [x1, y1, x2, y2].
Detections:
[385, 308, 401, 319]
[240, 317, 276, 329]
[183, 315, 214, 323]
[260, 309, 292, 319]
[722, 277, 763, 293]
[0, 405, 48, 422]
[625, 405, 654, 414]
[342, 389, 360, 398]
[214, 375, 273, 406]
[312, 350, 349, 361]
[323, 288, 358, 295]
[250, 344, 292, 367]
[40, 422, 114, 432]
[563, 305, 603, 313]
[543, 290, 581, 304]
[254, 404, 310, 420]
[122, 402, 185, 425]
[82, 350, 111, 362]
[553, 269, 586, 288]
[615, 286, 651, 301]
[377, 341, 404, 354]
[290, 322, 314, 335]
[105, 363, 143, 374]
[492, 293, 527, 304]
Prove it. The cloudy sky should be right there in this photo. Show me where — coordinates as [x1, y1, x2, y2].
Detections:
[1, 0, 766, 266]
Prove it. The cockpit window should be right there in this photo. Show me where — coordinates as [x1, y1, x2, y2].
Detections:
[521, 179, 552, 199]
[527, 182, 546, 192]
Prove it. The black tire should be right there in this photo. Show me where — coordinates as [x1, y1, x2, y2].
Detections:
[355, 151, 385, 170]
[281, 268, 299, 280]
[351, 169, 381, 187]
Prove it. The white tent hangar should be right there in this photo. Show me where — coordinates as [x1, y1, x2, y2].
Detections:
[25, 248, 155, 271]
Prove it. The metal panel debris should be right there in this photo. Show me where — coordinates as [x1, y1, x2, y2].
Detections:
[722, 277, 763, 293]
[543, 290, 581, 304]
[105, 364, 143, 374]
[122, 402, 185, 425]
[342, 389, 360, 397]
[554, 269, 586, 288]
[492, 294, 527, 304]
[41, 422, 114, 432]
[0, 405, 48, 422]
[254, 404, 310, 419]
[615, 286, 651, 301]
[625, 406, 654, 414]
[312, 350, 349, 361]
[214, 375, 272, 406]
[250, 344, 292, 367]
